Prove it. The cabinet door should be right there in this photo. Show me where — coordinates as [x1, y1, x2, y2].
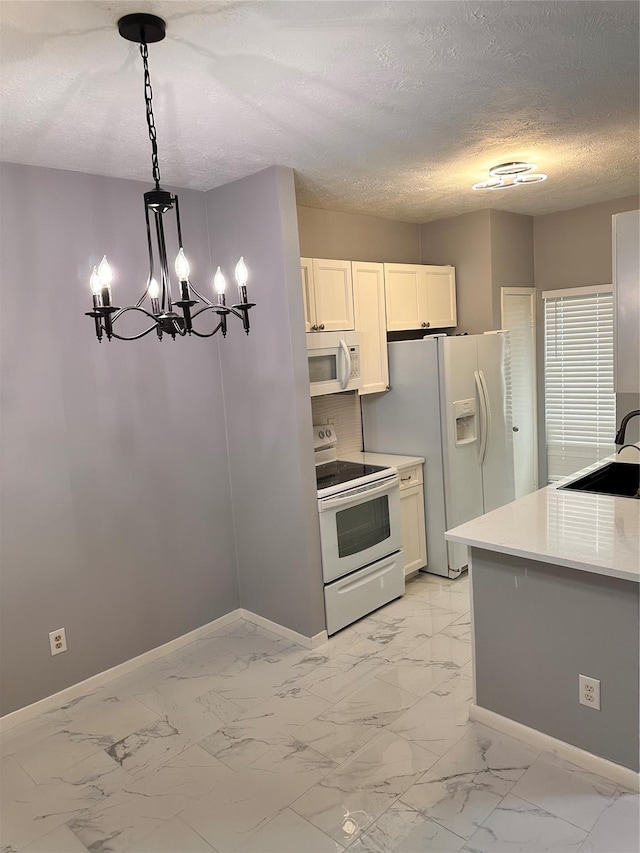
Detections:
[424, 265, 457, 328]
[352, 261, 389, 394]
[400, 483, 427, 576]
[300, 258, 315, 332]
[312, 259, 354, 331]
[384, 264, 425, 331]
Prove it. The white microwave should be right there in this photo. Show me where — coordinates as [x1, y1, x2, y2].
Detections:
[307, 331, 361, 397]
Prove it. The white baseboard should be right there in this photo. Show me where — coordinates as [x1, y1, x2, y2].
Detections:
[240, 609, 328, 649]
[1, 608, 327, 734]
[470, 704, 640, 793]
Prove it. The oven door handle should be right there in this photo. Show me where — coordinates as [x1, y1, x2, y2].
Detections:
[318, 475, 399, 511]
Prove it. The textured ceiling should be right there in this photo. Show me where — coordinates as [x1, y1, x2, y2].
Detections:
[1, 1, 638, 223]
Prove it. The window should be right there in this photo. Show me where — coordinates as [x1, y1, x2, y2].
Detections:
[543, 286, 615, 482]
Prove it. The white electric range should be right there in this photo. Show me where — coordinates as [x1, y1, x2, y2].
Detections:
[314, 424, 404, 635]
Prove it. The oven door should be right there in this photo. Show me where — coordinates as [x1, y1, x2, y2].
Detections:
[318, 474, 401, 583]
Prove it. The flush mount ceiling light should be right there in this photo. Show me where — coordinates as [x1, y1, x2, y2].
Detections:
[86, 13, 254, 342]
[472, 161, 547, 191]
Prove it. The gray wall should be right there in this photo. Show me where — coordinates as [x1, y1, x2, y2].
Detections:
[489, 209, 535, 324]
[419, 210, 493, 334]
[0, 163, 238, 716]
[297, 206, 420, 263]
[533, 195, 640, 482]
[471, 549, 639, 771]
[207, 169, 326, 638]
[420, 209, 534, 335]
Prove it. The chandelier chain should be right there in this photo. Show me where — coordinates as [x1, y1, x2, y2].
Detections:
[140, 40, 161, 189]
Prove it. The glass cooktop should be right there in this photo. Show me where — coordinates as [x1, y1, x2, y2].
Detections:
[315, 460, 388, 490]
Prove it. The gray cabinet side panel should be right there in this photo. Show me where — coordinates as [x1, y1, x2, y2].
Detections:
[361, 339, 449, 575]
[471, 548, 640, 771]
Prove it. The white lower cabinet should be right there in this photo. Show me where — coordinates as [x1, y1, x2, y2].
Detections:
[398, 463, 427, 576]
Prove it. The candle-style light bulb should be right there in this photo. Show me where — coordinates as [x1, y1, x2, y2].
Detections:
[90, 266, 101, 295]
[148, 277, 160, 299]
[235, 256, 248, 305]
[97, 255, 113, 308]
[97, 255, 113, 288]
[214, 266, 226, 295]
[174, 248, 190, 282]
[235, 256, 248, 287]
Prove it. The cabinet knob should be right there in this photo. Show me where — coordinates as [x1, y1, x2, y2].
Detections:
[421, 321, 430, 328]
[319, 323, 325, 330]
[311, 324, 318, 331]
[513, 426, 519, 432]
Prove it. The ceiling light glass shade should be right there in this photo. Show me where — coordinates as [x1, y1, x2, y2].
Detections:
[472, 161, 547, 190]
[489, 162, 535, 177]
[514, 172, 548, 184]
[86, 13, 255, 343]
[489, 180, 520, 189]
[472, 177, 503, 190]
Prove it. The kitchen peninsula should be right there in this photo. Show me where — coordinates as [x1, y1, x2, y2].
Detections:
[446, 461, 640, 788]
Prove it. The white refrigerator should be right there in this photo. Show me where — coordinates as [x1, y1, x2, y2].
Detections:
[361, 333, 515, 577]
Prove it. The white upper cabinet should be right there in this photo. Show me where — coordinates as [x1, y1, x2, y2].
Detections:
[352, 261, 389, 394]
[384, 263, 457, 331]
[613, 210, 640, 394]
[424, 265, 457, 329]
[301, 258, 354, 332]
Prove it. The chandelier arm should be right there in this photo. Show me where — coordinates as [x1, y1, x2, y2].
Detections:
[144, 200, 156, 296]
[110, 305, 159, 324]
[190, 320, 225, 338]
[174, 194, 184, 249]
[187, 283, 215, 307]
[110, 325, 159, 341]
[154, 209, 173, 311]
[190, 304, 227, 320]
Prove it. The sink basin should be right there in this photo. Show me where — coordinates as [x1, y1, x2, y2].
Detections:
[559, 461, 640, 499]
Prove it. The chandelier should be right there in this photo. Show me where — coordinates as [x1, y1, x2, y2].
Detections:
[472, 161, 547, 191]
[87, 13, 254, 342]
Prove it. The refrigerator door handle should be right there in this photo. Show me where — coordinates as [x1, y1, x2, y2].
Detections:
[479, 369, 492, 464]
[474, 370, 488, 465]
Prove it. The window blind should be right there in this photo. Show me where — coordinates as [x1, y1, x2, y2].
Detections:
[544, 287, 615, 482]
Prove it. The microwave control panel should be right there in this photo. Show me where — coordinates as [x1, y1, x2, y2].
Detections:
[348, 345, 360, 378]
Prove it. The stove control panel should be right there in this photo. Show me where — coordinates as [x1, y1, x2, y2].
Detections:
[313, 423, 338, 451]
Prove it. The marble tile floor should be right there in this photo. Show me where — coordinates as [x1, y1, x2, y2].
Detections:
[1, 572, 638, 853]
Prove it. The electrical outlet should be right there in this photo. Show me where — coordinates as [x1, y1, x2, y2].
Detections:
[49, 628, 67, 656]
[579, 674, 600, 710]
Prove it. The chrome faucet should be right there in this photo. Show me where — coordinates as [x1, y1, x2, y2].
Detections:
[614, 409, 640, 446]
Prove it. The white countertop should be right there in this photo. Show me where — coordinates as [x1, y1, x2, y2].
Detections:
[341, 451, 425, 469]
[445, 452, 640, 583]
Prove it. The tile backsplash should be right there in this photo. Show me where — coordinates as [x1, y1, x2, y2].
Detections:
[311, 392, 363, 455]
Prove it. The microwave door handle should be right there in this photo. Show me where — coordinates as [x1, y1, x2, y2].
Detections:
[319, 475, 400, 510]
[339, 339, 351, 389]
